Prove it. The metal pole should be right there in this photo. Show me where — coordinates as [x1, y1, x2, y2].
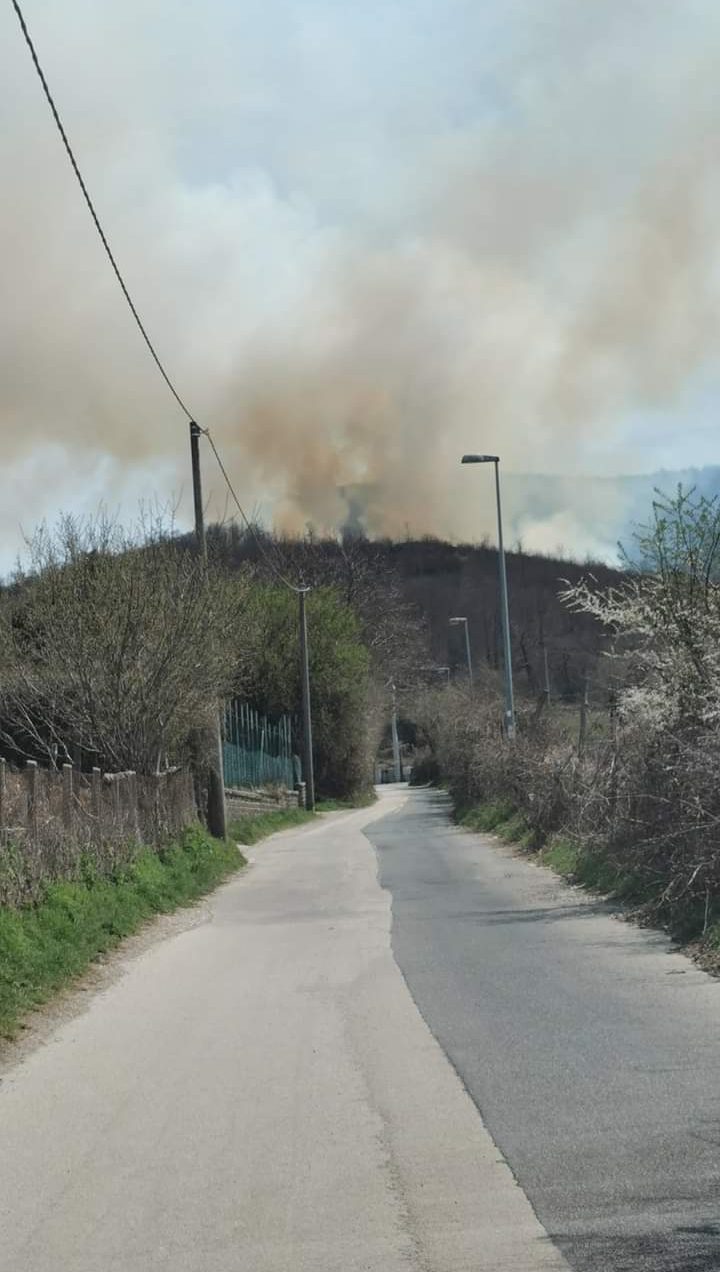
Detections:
[493, 459, 516, 739]
[299, 588, 315, 811]
[463, 620, 474, 688]
[391, 683, 402, 783]
[189, 421, 226, 839]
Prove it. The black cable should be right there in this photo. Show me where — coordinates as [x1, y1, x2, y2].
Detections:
[203, 430, 302, 593]
[10, 0, 303, 594]
[9, 0, 194, 421]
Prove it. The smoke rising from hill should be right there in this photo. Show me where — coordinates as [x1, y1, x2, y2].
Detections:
[2, 1, 720, 558]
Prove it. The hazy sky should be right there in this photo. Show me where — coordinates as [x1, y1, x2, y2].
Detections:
[3, 1, 720, 565]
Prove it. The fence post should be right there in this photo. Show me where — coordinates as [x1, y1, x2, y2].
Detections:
[91, 767, 102, 842]
[128, 771, 140, 840]
[154, 772, 164, 839]
[62, 763, 73, 833]
[0, 757, 6, 843]
[111, 775, 121, 830]
[26, 760, 39, 840]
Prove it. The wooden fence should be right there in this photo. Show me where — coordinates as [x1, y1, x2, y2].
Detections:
[0, 761, 197, 907]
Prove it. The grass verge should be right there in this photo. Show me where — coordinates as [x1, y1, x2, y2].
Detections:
[456, 799, 720, 973]
[228, 807, 315, 844]
[0, 809, 311, 1040]
[458, 800, 646, 896]
[457, 800, 534, 848]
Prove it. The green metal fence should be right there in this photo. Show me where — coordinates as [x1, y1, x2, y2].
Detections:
[222, 702, 296, 790]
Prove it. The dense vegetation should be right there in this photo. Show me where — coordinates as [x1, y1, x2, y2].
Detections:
[209, 522, 620, 698]
[414, 489, 720, 959]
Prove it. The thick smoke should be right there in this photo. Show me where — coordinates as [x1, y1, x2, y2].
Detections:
[2, 0, 720, 562]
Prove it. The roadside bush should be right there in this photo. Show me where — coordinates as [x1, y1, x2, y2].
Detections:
[408, 753, 440, 785]
[424, 488, 720, 946]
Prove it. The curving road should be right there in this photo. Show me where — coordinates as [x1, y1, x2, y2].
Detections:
[2, 785, 719, 1270]
[0, 789, 568, 1272]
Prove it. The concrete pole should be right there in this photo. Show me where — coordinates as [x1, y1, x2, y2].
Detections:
[493, 459, 516, 740]
[299, 588, 316, 811]
[189, 421, 226, 840]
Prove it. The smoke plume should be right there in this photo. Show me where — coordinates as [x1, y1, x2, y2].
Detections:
[2, 0, 720, 562]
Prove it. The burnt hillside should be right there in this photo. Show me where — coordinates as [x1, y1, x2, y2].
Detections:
[208, 525, 622, 701]
[379, 539, 620, 700]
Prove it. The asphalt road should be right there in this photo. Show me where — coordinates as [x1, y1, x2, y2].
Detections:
[0, 790, 570, 1272]
[367, 787, 720, 1272]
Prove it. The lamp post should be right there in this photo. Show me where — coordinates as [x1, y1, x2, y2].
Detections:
[461, 454, 515, 739]
[390, 682, 402, 783]
[449, 616, 473, 688]
[298, 587, 316, 811]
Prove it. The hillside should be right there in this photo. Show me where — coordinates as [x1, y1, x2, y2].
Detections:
[208, 526, 623, 702]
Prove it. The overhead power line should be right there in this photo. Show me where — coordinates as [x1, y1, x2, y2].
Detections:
[9, 0, 194, 421]
[10, 0, 301, 595]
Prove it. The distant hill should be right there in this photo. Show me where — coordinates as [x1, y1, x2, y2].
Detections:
[503, 466, 720, 563]
[209, 525, 623, 703]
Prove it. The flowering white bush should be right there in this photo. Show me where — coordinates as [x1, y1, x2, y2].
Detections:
[562, 487, 720, 932]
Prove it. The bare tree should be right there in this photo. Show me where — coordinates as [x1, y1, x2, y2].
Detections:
[0, 512, 250, 774]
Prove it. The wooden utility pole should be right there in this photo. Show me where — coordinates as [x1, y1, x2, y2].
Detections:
[298, 588, 315, 811]
[189, 422, 207, 560]
[189, 420, 226, 840]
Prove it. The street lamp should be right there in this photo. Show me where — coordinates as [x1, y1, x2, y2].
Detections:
[461, 454, 515, 738]
[389, 681, 402, 783]
[449, 617, 473, 687]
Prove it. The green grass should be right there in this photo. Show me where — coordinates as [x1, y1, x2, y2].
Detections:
[458, 800, 518, 834]
[541, 836, 581, 877]
[458, 801, 536, 849]
[228, 807, 314, 845]
[457, 801, 720, 962]
[460, 802, 652, 908]
[541, 836, 648, 901]
[0, 808, 316, 1040]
